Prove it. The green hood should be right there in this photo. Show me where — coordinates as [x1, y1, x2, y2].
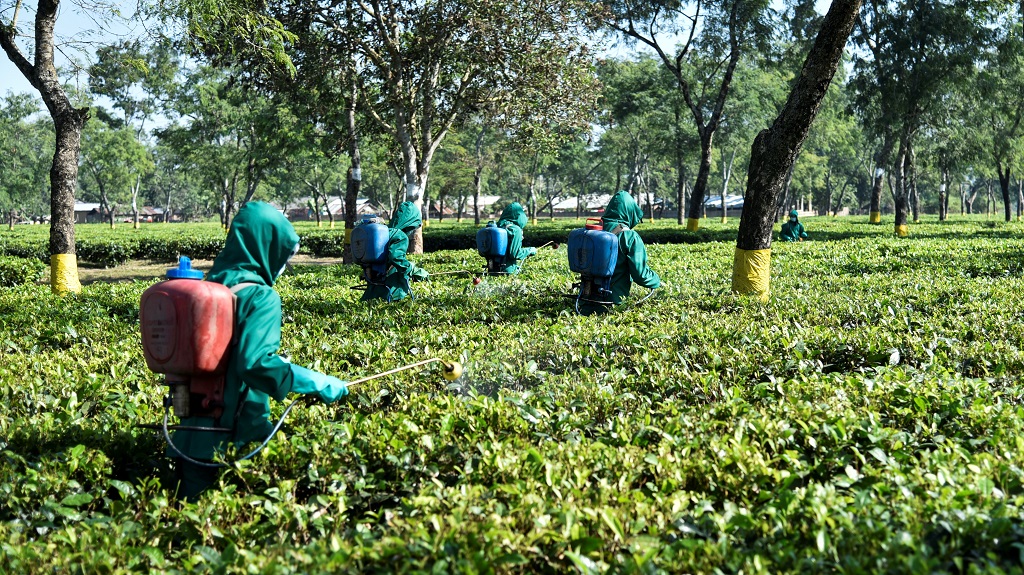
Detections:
[602, 191, 643, 229]
[208, 202, 299, 287]
[497, 202, 528, 230]
[390, 201, 422, 235]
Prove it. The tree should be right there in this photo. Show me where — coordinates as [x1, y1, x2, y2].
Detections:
[161, 0, 600, 254]
[852, 0, 992, 235]
[604, 0, 776, 231]
[80, 119, 154, 228]
[158, 66, 291, 228]
[973, 18, 1024, 222]
[1, 0, 93, 292]
[733, 0, 863, 301]
[0, 93, 52, 227]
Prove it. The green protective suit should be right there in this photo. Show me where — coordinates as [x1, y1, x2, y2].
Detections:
[495, 202, 537, 274]
[171, 202, 347, 497]
[362, 201, 426, 302]
[780, 215, 808, 242]
[581, 191, 661, 314]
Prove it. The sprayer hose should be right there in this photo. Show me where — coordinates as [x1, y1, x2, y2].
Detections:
[162, 398, 302, 469]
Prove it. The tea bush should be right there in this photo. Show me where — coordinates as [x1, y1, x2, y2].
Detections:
[0, 256, 45, 287]
[3, 216, 1024, 573]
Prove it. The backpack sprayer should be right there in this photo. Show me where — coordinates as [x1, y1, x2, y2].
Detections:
[476, 221, 510, 276]
[350, 215, 398, 301]
[567, 218, 619, 313]
[139, 256, 462, 468]
[475, 221, 557, 282]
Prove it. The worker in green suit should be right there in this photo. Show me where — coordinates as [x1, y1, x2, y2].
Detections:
[581, 191, 661, 315]
[495, 202, 537, 274]
[362, 201, 429, 302]
[171, 202, 349, 499]
[780, 209, 809, 242]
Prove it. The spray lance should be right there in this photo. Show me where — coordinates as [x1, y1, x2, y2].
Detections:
[139, 256, 462, 468]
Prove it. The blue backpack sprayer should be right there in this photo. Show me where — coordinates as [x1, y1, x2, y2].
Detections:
[351, 215, 401, 300]
[476, 221, 510, 275]
[567, 218, 619, 313]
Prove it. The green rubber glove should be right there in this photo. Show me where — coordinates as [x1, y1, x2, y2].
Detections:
[525, 247, 538, 257]
[411, 267, 430, 282]
[290, 365, 349, 403]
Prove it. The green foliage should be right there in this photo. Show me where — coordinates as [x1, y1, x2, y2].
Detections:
[0, 256, 45, 286]
[4, 218, 1024, 571]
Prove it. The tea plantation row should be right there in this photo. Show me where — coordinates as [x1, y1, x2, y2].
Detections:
[3, 216, 1003, 267]
[3, 218, 1024, 573]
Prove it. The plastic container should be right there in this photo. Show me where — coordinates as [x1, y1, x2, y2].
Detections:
[476, 221, 509, 258]
[567, 224, 618, 278]
[140, 258, 233, 376]
[351, 222, 390, 264]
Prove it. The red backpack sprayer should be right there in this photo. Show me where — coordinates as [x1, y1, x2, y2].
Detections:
[139, 257, 462, 467]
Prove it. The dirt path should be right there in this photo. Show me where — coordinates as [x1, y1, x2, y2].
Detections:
[45, 255, 346, 285]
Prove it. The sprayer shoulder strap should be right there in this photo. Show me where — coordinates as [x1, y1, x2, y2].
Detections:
[230, 282, 258, 295]
[610, 224, 629, 236]
[227, 283, 258, 346]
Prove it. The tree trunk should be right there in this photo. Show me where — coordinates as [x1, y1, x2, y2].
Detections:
[686, 135, 714, 229]
[939, 169, 948, 221]
[720, 148, 736, 224]
[527, 173, 538, 225]
[674, 104, 686, 225]
[323, 190, 335, 228]
[1011, 178, 1019, 219]
[776, 163, 796, 223]
[892, 137, 909, 236]
[132, 174, 141, 229]
[999, 164, 1012, 223]
[909, 145, 919, 223]
[734, 0, 862, 299]
[50, 112, 86, 257]
[869, 136, 893, 224]
[8, 209, 14, 230]
[824, 168, 833, 216]
[473, 125, 485, 226]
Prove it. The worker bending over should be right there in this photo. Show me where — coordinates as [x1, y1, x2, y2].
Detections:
[496, 202, 537, 274]
[173, 202, 349, 499]
[362, 201, 429, 301]
[581, 191, 660, 314]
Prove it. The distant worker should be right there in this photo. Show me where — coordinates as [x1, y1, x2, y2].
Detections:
[579, 191, 661, 314]
[780, 209, 809, 242]
[172, 202, 349, 499]
[362, 201, 429, 302]
[495, 202, 537, 274]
